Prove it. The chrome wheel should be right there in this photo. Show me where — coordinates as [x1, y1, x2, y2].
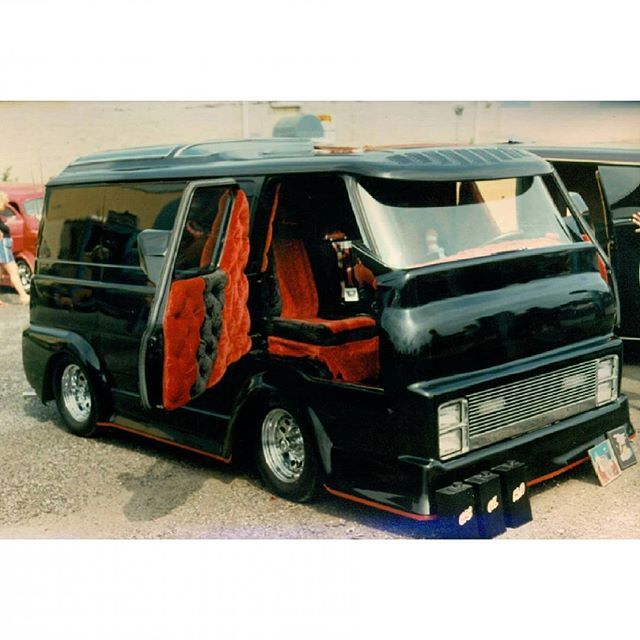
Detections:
[17, 260, 32, 292]
[60, 364, 92, 423]
[261, 408, 306, 483]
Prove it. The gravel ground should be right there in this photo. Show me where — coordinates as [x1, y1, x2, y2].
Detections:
[1, 288, 639, 539]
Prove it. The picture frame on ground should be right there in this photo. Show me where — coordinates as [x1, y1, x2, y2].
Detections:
[607, 427, 637, 470]
[588, 440, 622, 487]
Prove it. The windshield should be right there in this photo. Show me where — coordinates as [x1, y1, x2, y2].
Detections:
[351, 175, 573, 269]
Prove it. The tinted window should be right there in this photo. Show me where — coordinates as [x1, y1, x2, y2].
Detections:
[101, 182, 185, 267]
[174, 185, 234, 279]
[599, 166, 640, 220]
[553, 162, 610, 248]
[40, 186, 105, 261]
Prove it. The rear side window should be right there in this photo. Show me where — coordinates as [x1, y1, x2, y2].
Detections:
[40, 182, 186, 268]
[101, 182, 185, 267]
[40, 186, 105, 262]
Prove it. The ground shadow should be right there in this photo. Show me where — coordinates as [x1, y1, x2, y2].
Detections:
[118, 458, 211, 522]
[97, 427, 239, 523]
[22, 396, 59, 424]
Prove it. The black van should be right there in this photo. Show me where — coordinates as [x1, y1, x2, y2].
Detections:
[526, 146, 640, 341]
[23, 139, 632, 526]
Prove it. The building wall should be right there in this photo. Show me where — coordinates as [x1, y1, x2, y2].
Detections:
[1, 101, 638, 183]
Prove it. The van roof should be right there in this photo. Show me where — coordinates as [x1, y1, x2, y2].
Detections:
[523, 145, 640, 166]
[50, 138, 553, 186]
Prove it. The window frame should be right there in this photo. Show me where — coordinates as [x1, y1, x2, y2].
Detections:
[138, 178, 238, 410]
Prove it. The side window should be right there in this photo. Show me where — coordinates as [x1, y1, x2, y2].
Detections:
[40, 186, 105, 262]
[553, 162, 609, 247]
[101, 182, 186, 267]
[173, 185, 233, 279]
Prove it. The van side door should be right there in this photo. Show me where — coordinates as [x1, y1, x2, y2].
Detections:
[139, 180, 252, 411]
[551, 162, 614, 258]
[598, 165, 640, 339]
[97, 181, 187, 396]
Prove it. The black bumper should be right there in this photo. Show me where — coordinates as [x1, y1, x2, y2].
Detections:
[327, 395, 631, 518]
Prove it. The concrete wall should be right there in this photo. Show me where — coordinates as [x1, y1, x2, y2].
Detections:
[1, 101, 638, 183]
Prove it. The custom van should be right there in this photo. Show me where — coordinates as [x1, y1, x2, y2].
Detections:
[22, 139, 633, 526]
[526, 147, 640, 341]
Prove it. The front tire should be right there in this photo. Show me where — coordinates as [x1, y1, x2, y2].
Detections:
[256, 401, 322, 502]
[54, 358, 98, 437]
[16, 259, 32, 293]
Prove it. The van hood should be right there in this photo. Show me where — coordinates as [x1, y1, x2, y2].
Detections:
[376, 244, 614, 392]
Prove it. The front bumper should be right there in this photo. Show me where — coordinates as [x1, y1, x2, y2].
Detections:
[326, 395, 631, 519]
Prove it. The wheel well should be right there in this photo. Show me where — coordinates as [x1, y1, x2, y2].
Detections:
[227, 385, 329, 475]
[228, 392, 269, 466]
[42, 350, 112, 418]
[42, 352, 67, 403]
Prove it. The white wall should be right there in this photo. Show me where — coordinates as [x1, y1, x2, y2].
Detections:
[1, 101, 638, 183]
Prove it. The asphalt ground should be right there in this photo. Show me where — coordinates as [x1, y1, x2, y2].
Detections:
[1, 288, 638, 539]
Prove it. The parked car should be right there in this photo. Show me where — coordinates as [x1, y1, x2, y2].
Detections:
[22, 140, 632, 535]
[0, 182, 44, 292]
[525, 147, 640, 341]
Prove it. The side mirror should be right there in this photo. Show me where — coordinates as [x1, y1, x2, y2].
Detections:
[138, 229, 171, 284]
[569, 191, 589, 216]
[569, 191, 594, 231]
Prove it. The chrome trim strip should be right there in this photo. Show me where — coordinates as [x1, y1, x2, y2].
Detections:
[33, 274, 154, 293]
[540, 157, 640, 167]
[38, 258, 147, 269]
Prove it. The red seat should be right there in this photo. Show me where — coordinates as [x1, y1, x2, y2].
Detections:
[266, 236, 379, 382]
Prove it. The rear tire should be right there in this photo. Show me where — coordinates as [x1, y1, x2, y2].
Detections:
[54, 358, 99, 437]
[255, 399, 322, 502]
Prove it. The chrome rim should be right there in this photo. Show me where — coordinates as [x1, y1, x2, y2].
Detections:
[17, 261, 31, 292]
[261, 408, 305, 483]
[61, 364, 92, 423]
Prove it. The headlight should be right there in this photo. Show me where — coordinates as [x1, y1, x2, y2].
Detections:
[596, 355, 619, 406]
[438, 399, 469, 459]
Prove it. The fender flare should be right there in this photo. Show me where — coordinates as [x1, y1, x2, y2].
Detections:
[223, 367, 333, 475]
[28, 325, 112, 415]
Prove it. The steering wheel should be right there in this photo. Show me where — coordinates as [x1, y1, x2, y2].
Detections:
[480, 230, 527, 247]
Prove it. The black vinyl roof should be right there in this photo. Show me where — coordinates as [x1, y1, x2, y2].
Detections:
[49, 138, 554, 186]
[524, 145, 640, 166]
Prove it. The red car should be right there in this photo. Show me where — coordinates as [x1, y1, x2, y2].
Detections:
[0, 183, 43, 292]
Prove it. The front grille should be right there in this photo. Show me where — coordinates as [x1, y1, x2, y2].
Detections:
[467, 360, 598, 449]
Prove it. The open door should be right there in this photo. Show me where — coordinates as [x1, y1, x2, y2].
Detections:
[139, 180, 252, 411]
[598, 164, 640, 337]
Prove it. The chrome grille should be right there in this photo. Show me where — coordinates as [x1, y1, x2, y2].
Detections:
[467, 360, 598, 449]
